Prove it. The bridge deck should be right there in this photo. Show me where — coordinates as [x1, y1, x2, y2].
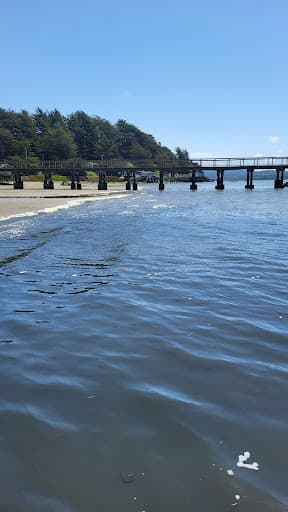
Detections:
[1, 157, 288, 175]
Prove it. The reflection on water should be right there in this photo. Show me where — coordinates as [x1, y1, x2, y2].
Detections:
[0, 182, 287, 511]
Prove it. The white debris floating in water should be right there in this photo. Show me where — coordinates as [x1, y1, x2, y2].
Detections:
[227, 469, 234, 476]
[231, 494, 241, 507]
[237, 451, 259, 471]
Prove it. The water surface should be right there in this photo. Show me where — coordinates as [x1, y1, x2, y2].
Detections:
[0, 181, 287, 511]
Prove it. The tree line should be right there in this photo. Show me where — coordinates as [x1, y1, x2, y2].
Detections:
[0, 108, 189, 163]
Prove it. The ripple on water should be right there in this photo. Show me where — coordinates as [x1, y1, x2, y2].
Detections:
[0, 184, 287, 510]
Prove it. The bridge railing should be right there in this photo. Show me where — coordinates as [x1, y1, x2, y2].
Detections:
[1, 157, 288, 172]
[8, 159, 194, 171]
[197, 157, 288, 168]
[85, 157, 288, 169]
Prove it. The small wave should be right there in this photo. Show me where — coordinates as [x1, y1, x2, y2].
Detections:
[152, 203, 176, 209]
[0, 404, 78, 432]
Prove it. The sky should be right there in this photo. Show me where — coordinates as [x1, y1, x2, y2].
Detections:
[1, 0, 288, 157]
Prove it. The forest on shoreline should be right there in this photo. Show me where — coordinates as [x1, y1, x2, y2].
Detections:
[0, 108, 189, 163]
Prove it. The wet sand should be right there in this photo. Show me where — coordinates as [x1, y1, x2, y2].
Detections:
[0, 181, 126, 220]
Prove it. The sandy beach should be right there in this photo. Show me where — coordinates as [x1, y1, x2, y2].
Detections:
[0, 181, 126, 220]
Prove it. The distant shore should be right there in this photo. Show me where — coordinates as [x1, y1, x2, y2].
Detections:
[0, 182, 126, 221]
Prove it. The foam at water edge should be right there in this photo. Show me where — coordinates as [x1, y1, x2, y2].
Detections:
[0, 193, 128, 222]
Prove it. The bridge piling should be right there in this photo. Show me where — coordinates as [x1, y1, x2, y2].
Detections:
[274, 168, 285, 189]
[76, 174, 82, 190]
[215, 169, 224, 190]
[132, 172, 138, 191]
[71, 175, 76, 190]
[159, 171, 165, 191]
[43, 173, 54, 190]
[190, 170, 197, 190]
[13, 173, 23, 189]
[245, 168, 254, 190]
[126, 172, 131, 191]
[98, 173, 107, 191]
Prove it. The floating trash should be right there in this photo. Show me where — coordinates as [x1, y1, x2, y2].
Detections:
[231, 494, 241, 506]
[237, 451, 259, 470]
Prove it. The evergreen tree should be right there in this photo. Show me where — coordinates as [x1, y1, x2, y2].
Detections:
[0, 107, 177, 162]
[0, 128, 18, 159]
[175, 147, 190, 160]
[38, 126, 77, 160]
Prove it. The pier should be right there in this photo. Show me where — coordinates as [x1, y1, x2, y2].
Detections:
[0, 157, 287, 191]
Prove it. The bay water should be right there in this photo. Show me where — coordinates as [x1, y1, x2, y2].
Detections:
[0, 181, 287, 511]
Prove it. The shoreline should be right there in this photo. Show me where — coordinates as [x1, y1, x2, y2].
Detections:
[0, 182, 127, 221]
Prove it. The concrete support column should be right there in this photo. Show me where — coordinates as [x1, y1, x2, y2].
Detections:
[245, 168, 254, 190]
[215, 169, 224, 190]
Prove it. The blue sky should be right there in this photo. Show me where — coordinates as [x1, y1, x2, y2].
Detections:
[1, 0, 287, 157]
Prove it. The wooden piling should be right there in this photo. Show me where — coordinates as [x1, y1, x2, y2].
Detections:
[133, 172, 138, 191]
[245, 168, 254, 189]
[159, 171, 165, 190]
[274, 168, 285, 189]
[98, 173, 107, 190]
[190, 170, 197, 190]
[215, 169, 224, 190]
